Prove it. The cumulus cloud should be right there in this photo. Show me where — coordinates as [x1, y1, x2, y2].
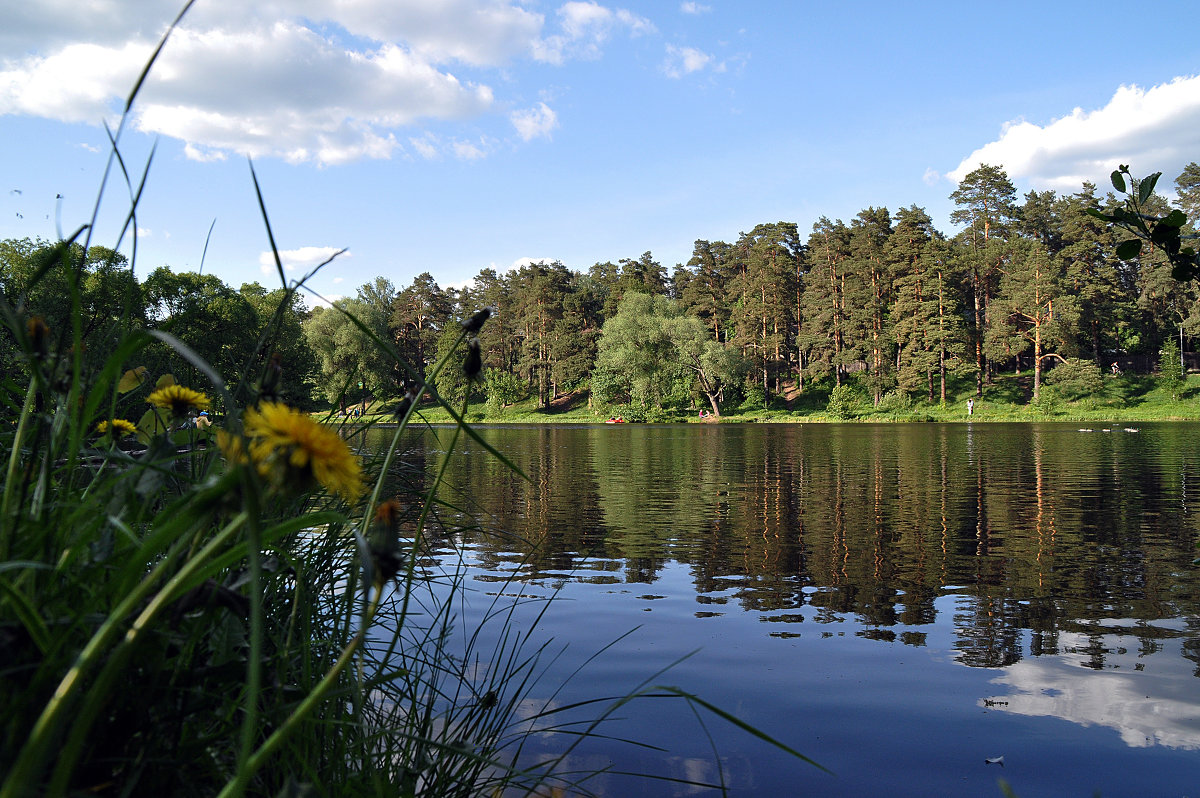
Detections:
[680, 2, 712, 13]
[662, 44, 722, 79]
[948, 75, 1200, 191]
[0, 0, 650, 165]
[259, 245, 347, 276]
[511, 102, 559, 141]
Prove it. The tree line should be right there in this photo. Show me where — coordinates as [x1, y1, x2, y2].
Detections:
[4, 162, 1198, 415]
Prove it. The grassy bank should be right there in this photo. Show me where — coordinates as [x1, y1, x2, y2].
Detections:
[329, 372, 1200, 426]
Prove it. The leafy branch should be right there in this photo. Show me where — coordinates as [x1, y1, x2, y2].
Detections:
[1087, 164, 1199, 280]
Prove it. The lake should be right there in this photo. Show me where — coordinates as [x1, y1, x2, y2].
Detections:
[366, 422, 1200, 797]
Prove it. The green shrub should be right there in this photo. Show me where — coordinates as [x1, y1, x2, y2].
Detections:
[1046, 358, 1104, 401]
[875, 389, 913, 415]
[740, 382, 767, 412]
[826, 383, 860, 420]
[1158, 340, 1185, 400]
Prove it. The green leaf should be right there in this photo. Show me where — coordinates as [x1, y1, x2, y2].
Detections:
[1151, 220, 1181, 245]
[1115, 239, 1142, 260]
[1163, 209, 1188, 227]
[1138, 172, 1162, 204]
[117, 366, 148, 393]
[1085, 208, 1115, 222]
[1111, 170, 1127, 193]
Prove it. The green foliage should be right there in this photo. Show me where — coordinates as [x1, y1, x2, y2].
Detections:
[595, 291, 742, 414]
[1030, 384, 1062, 415]
[1158, 339, 1185, 399]
[1088, 165, 1199, 280]
[1045, 358, 1104, 401]
[875, 389, 914, 415]
[826, 383, 861, 419]
[483, 368, 528, 414]
[739, 381, 767, 412]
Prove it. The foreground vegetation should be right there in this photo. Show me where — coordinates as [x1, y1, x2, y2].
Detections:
[0, 12, 815, 796]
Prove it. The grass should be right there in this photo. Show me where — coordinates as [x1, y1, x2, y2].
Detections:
[332, 371, 1200, 427]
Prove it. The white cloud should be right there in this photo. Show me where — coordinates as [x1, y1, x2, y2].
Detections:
[511, 102, 558, 141]
[409, 132, 440, 159]
[0, 1, 651, 165]
[259, 245, 347, 276]
[948, 75, 1200, 191]
[680, 2, 712, 13]
[662, 44, 720, 79]
[922, 167, 941, 186]
[981, 629, 1200, 750]
[452, 138, 489, 160]
[533, 1, 655, 64]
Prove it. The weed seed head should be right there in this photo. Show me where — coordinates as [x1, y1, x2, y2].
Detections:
[464, 337, 482, 381]
[460, 306, 494, 334]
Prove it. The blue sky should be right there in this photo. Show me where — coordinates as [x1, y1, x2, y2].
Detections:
[3, 1, 1200, 308]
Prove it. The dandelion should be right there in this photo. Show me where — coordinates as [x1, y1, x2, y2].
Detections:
[95, 419, 137, 438]
[216, 430, 249, 466]
[243, 402, 364, 501]
[147, 384, 210, 419]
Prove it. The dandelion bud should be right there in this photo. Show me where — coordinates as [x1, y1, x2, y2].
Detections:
[258, 352, 284, 401]
[463, 337, 482, 381]
[369, 498, 405, 587]
[460, 306, 494, 334]
[393, 386, 418, 419]
[26, 316, 49, 358]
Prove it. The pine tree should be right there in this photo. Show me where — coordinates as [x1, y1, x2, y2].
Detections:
[950, 164, 1019, 394]
[800, 217, 852, 386]
[845, 207, 895, 404]
[987, 239, 1077, 401]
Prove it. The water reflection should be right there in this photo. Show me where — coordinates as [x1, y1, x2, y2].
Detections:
[405, 423, 1199, 674]
[983, 625, 1200, 749]
[367, 421, 1200, 786]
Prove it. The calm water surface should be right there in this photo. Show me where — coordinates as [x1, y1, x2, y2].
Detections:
[369, 422, 1200, 797]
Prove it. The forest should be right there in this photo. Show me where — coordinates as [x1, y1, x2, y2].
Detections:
[4, 162, 1199, 419]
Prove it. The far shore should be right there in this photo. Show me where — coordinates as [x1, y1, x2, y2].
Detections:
[321, 372, 1200, 427]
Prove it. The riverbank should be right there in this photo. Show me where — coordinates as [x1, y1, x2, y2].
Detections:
[325, 373, 1200, 426]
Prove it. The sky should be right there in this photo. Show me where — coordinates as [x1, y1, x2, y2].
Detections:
[2, 0, 1200, 309]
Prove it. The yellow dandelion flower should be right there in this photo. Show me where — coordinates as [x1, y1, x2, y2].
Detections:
[216, 430, 249, 466]
[147, 384, 210, 418]
[95, 418, 137, 438]
[243, 402, 364, 501]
